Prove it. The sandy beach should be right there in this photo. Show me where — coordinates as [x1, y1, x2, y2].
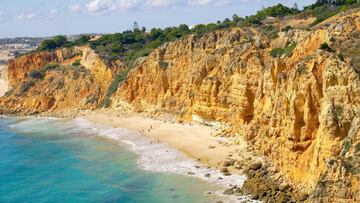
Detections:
[82, 109, 248, 173]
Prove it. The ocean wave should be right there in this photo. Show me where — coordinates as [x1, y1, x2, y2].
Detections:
[73, 118, 257, 203]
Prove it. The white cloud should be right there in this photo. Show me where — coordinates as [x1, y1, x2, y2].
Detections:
[16, 8, 60, 20]
[85, 0, 235, 13]
[86, 0, 116, 13]
[69, 4, 81, 12]
[187, 0, 212, 5]
[145, 0, 182, 7]
[17, 12, 38, 20]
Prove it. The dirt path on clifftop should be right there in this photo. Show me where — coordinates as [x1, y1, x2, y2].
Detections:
[0, 65, 9, 97]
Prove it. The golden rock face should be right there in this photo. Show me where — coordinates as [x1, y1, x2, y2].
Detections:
[113, 11, 360, 200]
[0, 47, 125, 115]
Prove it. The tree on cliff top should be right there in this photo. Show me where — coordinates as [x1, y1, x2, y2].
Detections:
[38, 35, 69, 51]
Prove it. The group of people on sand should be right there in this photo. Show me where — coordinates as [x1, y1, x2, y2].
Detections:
[138, 125, 153, 134]
[138, 125, 160, 144]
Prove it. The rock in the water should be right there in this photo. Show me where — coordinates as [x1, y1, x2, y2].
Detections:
[223, 188, 234, 195]
[220, 167, 231, 176]
[224, 172, 231, 176]
[223, 160, 235, 167]
[234, 187, 243, 196]
[220, 167, 228, 173]
[205, 173, 211, 178]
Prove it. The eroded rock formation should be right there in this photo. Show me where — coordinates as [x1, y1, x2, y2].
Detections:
[0, 47, 125, 115]
[112, 11, 360, 202]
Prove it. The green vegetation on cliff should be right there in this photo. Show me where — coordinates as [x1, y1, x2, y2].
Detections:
[102, 70, 129, 108]
[34, 1, 359, 70]
[270, 43, 297, 58]
[28, 63, 59, 80]
[305, 0, 360, 25]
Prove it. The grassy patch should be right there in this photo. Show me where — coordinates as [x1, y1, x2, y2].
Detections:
[17, 81, 35, 96]
[342, 139, 351, 155]
[270, 43, 297, 57]
[355, 142, 360, 153]
[28, 63, 59, 80]
[102, 70, 129, 108]
[305, 3, 360, 27]
[72, 60, 81, 66]
[319, 43, 334, 52]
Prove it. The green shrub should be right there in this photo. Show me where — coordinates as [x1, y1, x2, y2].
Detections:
[281, 25, 293, 32]
[355, 142, 360, 153]
[102, 97, 111, 108]
[102, 70, 129, 108]
[283, 43, 297, 57]
[159, 61, 169, 69]
[38, 35, 69, 51]
[270, 32, 279, 39]
[72, 60, 81, 66]
[29, 70, 44, 79]
[42, 63, 59, 72]
[270, 48, 284, 57]
[107, 70, 128, 97]
[319, 43, 334, 52]
[338, 53, 345, 61]
[28, 63, 59, 80]
[73, 35, 91, 45]
[270, 43, 297, 57]
[342, 139, 351, 155]
[17, 81, 35, 96]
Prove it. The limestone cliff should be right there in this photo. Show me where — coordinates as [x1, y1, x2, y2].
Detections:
[111, 11, 360, 202]
[0, 47, 126, 115]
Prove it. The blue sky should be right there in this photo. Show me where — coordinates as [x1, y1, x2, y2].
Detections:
[0, 0, 315, 38]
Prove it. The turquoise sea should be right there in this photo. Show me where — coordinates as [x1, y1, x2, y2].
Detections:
[0, 117, 249, 203]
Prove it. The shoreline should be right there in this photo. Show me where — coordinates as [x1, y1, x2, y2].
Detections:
[78, 109, 261, 202]
[73, 115, 256, 202]
[79, 110, 306, 202]
[81, 109, 251, 174]
[0, 110, 305, 202]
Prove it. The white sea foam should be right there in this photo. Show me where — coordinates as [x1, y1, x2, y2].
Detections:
[73, 118, 258, 203]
